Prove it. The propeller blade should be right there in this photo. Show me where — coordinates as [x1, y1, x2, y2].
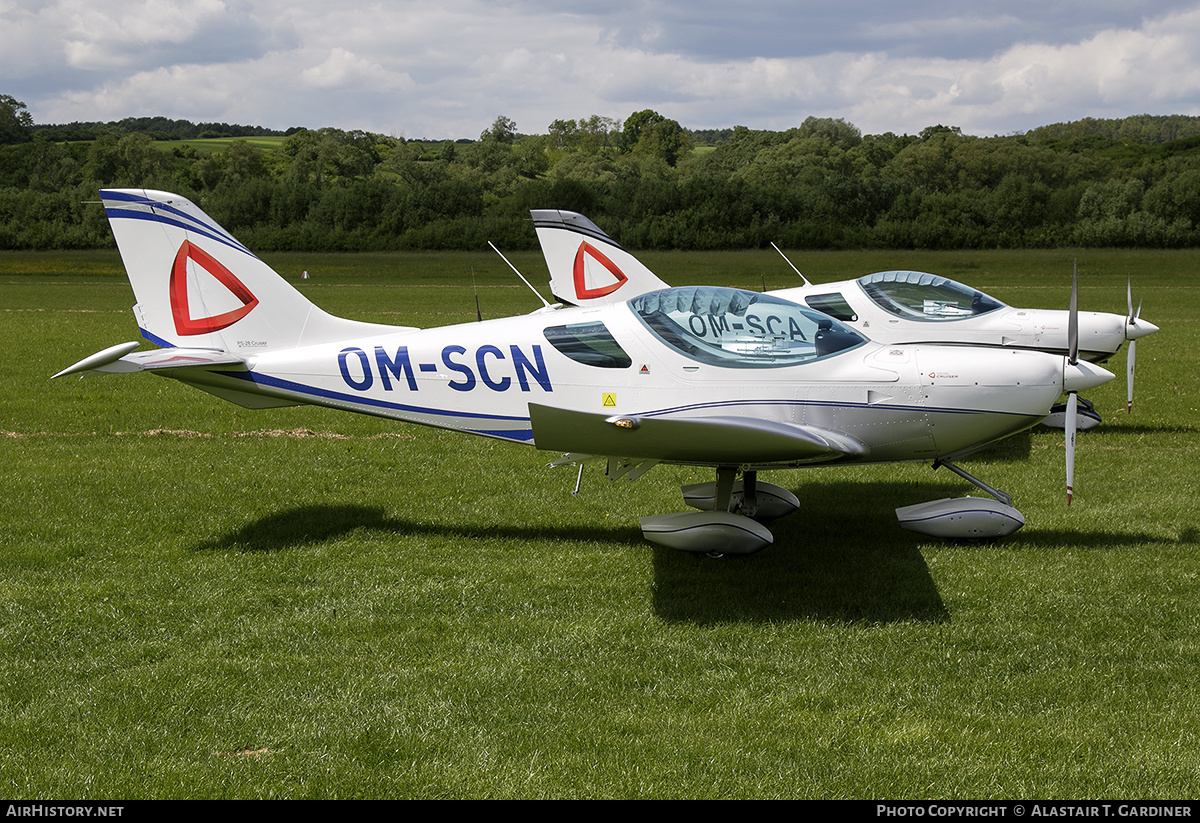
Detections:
[1065, 392, 1077, 505]
[1126, 278, 1143, 323]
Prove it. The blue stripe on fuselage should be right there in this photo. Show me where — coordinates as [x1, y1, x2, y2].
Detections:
[215, 370, 535, 441]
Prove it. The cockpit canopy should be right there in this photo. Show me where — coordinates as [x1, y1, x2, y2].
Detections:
[628, 286, 866, 368]
[857, 271, 1006, 321]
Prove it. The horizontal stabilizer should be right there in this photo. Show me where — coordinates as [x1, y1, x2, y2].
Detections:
[54, 344, 244, 379]
[528, 403, 866, 465]
[52, 341, 142, 379]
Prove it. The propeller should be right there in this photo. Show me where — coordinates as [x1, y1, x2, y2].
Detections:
[1123, 276, 1159, 413]
[1126, 278, 1140, 413]
[1060, 263, 1120, 504]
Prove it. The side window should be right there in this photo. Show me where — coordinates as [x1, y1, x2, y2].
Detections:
[543, 322, 632, 369]
[805, 293, 858, 322]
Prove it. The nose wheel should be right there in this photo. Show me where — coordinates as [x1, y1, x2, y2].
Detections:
[895, 459, 1025, 539]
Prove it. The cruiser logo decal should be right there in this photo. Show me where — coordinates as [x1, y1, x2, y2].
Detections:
[170, 241, 259, 335]
[573, 241, 628, 299]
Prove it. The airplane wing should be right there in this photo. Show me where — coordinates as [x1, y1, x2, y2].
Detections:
[528, 403, 867, 465]
[53, 342, 245, 379]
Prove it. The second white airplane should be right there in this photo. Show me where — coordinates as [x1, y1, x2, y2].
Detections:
[533, 209, 1158, 428]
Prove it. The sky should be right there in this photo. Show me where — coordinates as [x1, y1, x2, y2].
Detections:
[5, 0, 1200, 140]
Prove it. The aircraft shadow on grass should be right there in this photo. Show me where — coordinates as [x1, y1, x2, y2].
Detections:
[188, 482, 1190, 626]
[651, 479, 962, 624]
[651, 479, 1194, 624]
[188, 503, 642, 554]
[184, 481, 951, 624]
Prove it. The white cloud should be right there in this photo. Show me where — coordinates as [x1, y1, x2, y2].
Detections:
[5, 0, 1200, 137]
[60, 0, 232, 69]
[299, 47, 413, 92]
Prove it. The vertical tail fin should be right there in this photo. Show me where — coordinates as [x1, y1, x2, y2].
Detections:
[100, 189, 401, 353]
[531, 209, 669, 306]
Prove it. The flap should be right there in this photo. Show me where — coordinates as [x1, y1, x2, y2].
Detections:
[528, 403, 866, 465]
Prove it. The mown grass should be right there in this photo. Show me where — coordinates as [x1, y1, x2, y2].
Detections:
[1, 247, 1198, 798]
[154, 136, 290, 154]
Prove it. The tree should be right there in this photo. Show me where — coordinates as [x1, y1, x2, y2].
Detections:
[1145, 168, 1200, 227]
[622, 109, 690, 166]
[919, 124, 963, 140]
[1, 94, 33, 145]
[577, 115, 621, 153]
[481, 115, 518, 144]
[622, 109, 665, 148]
[797, 116, 862, 150]
[548, 118, 579, 151]
[222, 140, 270, 181]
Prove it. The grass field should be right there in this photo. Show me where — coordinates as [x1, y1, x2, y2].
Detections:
[2, 246, 1199, 798]
[155, 136, 289, 154]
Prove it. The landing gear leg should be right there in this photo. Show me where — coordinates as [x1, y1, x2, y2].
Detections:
[714, 466, 737, 512]
[680, 469, 799, 521]
[740, 470, 759, 518]
[933, 458, 1013, 506]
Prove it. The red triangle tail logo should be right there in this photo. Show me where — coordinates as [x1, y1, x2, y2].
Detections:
[573, 241, 628, 300]
[170, 241, 259, 335]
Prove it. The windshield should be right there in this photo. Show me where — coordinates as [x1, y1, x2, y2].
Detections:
[628, 286, 865, 368]
[857, 271, 1006, 321]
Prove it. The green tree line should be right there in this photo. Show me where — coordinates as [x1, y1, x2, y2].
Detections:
[4, 93, 1200, 252]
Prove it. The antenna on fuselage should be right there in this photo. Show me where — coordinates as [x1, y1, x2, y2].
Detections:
[488, 241, 551, 308]
[771, 242, 812, 286]
[471, 264, 482, 322]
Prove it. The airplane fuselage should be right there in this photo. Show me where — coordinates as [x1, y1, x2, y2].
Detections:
[770, 274, 1153, 365]
[174, 298, 1073, 470]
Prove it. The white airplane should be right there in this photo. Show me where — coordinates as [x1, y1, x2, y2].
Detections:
[54, 190, 1114, 556]
[533, 210, 1158, 429]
